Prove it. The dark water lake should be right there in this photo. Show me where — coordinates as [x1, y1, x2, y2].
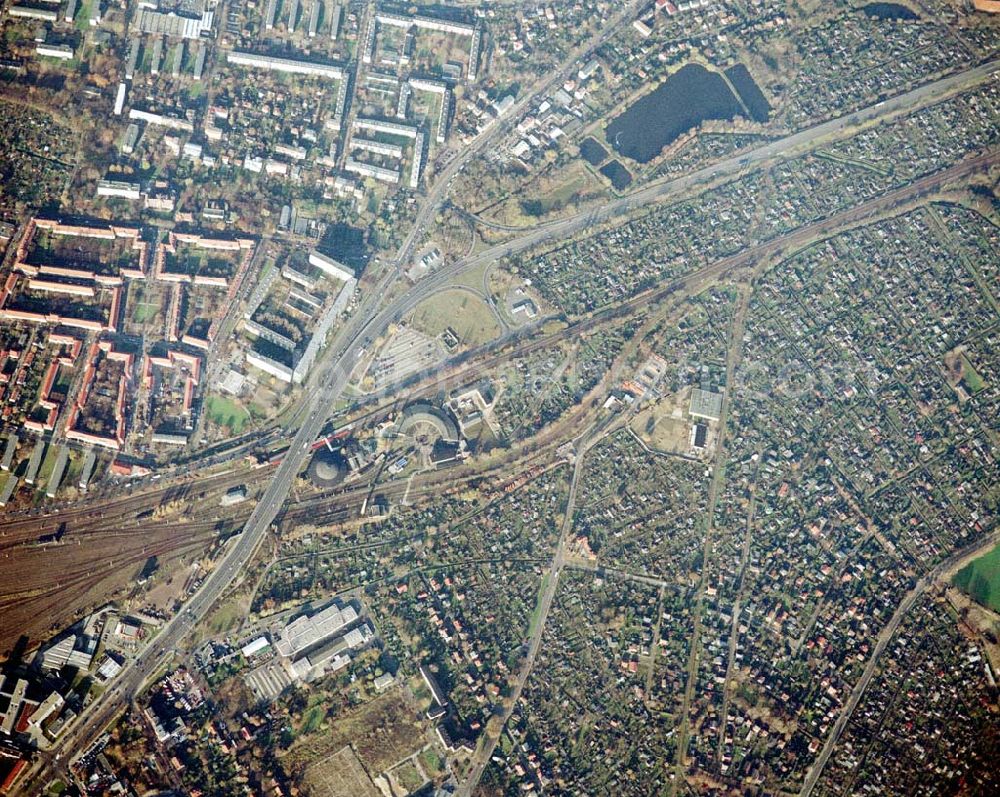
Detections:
[580, 137, 609, 166]
[605, 64, 744, 164]
[726, 64, 770, 123]
[600, 160, 633, 190]
[862, 3, 918, 19]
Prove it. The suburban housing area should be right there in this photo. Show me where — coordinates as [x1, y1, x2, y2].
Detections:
[0, 0, 998, 796]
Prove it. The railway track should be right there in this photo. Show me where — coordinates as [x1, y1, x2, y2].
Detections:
[0, 465, 271, 548]
[2, 148, 989, 658]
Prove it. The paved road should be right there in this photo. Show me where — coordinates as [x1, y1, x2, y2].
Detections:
[385, 58, 1000, 330]
[283, 0, 646, 431]
[20, 56, 1000, 795]
[21, 7, 649, 790]
[390, 0, 647, 271]
[455, 413, 622, 797]
[798, 528, 1000, 796]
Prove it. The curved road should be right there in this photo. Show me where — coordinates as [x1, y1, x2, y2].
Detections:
[20, 55, 1000, 795]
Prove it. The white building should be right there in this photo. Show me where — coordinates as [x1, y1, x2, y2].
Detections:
[308, 250, 355, 282]
[375, 11, 475, 37]
[345, 158, 400, 184]
[241, 636, 270, 658]
[275, 143, 308, 160]
[134, 8, 214, 39]
[307, 0, 320, 37]
[436, 90, 451, 144]
[151, 431, 188, 446]
[329, 3, 342, 39]
[36, 43, 74, 60]
[468, 26, 482, 82]
[275, 603, 358, 658]
[97, 179, 141, 199]
[409, 77, 447, 95]
[129, 108, 194, 132]
[97, 656, 123, 680]
[351, 137, 403, 159]
[410, 130, 425, 189]
[113, 82, 127, 116]
[246, 350, 294, 382]
[9, 5, 58, 21]
[227, 50, 344, 78]
[353, 117, 418, 139]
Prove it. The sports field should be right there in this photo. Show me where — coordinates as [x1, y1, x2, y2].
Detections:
[953, 542, 1000, 613]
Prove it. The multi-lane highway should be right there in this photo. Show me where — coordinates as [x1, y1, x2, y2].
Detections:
[389, 0, 648, 272]
[20, 54, 1000, 795]
[21, 7, 651, 789]
[281, 0, 647, 431]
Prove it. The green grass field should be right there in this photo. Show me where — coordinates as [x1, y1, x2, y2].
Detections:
[391, 759, 426, 793]
[205, 395, 249, 433]
[417, 747, 446, 779]
[132, 301, 160, 324]
[74, 1, 91, 31]
[206, 598, 243, 634]
[36, 446, 59, 489]
[301, 704, 325, 734]
[953, 542, 1000, 613]
[961, 355, 986, 394]
[527, 572, 550, 640]
[410, 289, 500, 347]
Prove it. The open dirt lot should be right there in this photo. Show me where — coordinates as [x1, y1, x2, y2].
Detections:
[410, 288, 501, 347]
[304, 745, 380, 797]
[289, 688, 426, 776]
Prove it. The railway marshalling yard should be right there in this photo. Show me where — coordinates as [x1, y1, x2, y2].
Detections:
[0, 1, 999, 796]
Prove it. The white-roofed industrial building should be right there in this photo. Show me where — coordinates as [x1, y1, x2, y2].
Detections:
[274, 602, 358, 658]
[240, 636, 270, 658]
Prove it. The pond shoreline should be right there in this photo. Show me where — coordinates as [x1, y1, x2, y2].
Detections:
[604, 63, 765, 164]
